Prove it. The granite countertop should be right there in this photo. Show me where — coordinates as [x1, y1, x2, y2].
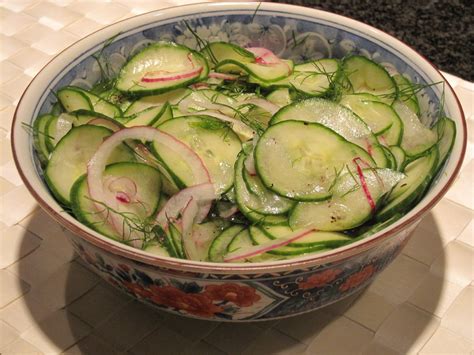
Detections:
[269, 0, 474, 81]
[0, 1, 473, 354]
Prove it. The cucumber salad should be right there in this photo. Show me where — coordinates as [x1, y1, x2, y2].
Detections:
[32, 39, 456, 263]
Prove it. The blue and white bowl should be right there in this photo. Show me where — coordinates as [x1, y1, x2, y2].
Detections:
[12, 2, 466, 321]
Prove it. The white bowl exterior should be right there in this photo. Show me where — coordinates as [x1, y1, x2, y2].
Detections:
[12, 2, 466, 274]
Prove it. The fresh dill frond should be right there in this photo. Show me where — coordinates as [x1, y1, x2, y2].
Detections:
[21, 122, 54, 139]
[251, 2, 262, 23]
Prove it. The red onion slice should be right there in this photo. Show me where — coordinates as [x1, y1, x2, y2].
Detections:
[141, 66, 203, 83]
[247, 47, 281, 65]
[352, 158, 376, 212]
[87, 126, 212, 246]
[155, 183, 216, 229]
[242, 98, 280, 115]
[224, 228, 315, 262]
[208, 72, 239, 80]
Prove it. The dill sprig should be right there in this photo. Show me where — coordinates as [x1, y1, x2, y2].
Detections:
[21, 122, 54, 140]
[84, 196, 164, 249]
[251, 2, 262, 23]
[233, 103, 266, 135]
[92, 32, 122, 88]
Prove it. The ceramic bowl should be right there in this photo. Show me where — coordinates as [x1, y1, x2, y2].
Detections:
[12, 2, 466, 321]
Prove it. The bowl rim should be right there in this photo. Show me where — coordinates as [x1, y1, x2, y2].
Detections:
[11, 1, 467, 274]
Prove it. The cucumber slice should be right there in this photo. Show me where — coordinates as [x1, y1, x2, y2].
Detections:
[342, 55, 397, 104]
[153, 115, 242, 194]
[45, 125, 134, 206]
[200, 42, 255, 69]
[58, 86, 121, 118]
[393, 74, 420, 116]
[216, 58, 292, 83]
[353, 213, 403, 239]
[143, 242, 170, 257]
[190, 219, 229, 261]
[270, 97, 386, 167]
[208, 225, 245, 262]
[169, 223, 185, 259]
[266, 88, 292, 107]
[393, 100, 438, 157]
[248, 226, 328, 256]
[124, 102, 171, 127]
[33, 114, 55, 165]
[70, 162, 162, 240]
[290, 168, 406, 231]
[260, 225, 352, 248]
[255, 120, 375, 201]
[116, 42, 208, 95]
[340, 94, 402, 144]
[290, 59, 340, 96]
[226, 228, 253, 254]
[390, 145, 406, 171]
[124, 88, 191, 116]
[240, 155, 295, 215]
[46, 114, 78, 151]
[377, 147, 439, 221]
[249, 59, 339, 97]
[234, 154, 288, 225]
[433, 117, 456, 171]
[380, 145, 396, 169]
[57, 87, 92, 112]
[45, 111, 117, 150]
[176, 88, 237, 116]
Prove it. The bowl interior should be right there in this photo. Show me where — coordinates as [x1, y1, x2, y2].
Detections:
[12, 2, 466, 272]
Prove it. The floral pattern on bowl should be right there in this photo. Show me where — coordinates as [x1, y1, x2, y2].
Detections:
[71, 221, 413, 321]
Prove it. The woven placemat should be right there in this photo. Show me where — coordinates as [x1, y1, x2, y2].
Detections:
[0, 1, 472, 354]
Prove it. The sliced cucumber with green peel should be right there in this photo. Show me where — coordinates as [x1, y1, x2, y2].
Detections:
[58, 86, 121, 118]
[290, 59, 340, 96]
[124, 88, 191, 116]
[143, 242, 170, 257]
[249, 226, 329, 256]
[216, 58, 292, 83]
[226, 228, 253, 254]
[201, 42, 255, 69]
[240, 155, 295, 215]
[234, 154, 288, 225]
[433, 117, 456, 171]
[381, 145, 396, 169]
[70, 162, 162, 240]
[393, 100, 438, 157]
[266, 88, 292, 106]
[208, 225, 245, 262]
[249, 59, 339, 97]
[153, 115, 242, 194]
[116, 42, 208, 95]
[124, 102, 172, 127]
[33, 114, 55, 165]
[169, 223, 185, 259]
[57, 87, 92, 112]
[377, 147, 439, 221]
[340, 94, 403, 144]
[390, 145, 406, 171]
[255, 120, 376, 201]
[190, 219, 229, 261]
[342, 55, 397, 104]
[270, 97, 387, 167]
[260, 225, 352, 248]
[393, 74, 420, 115]
[290, 168, 406, 230]
[45, 125, 134, 206]
[175, 88, 237, 116]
